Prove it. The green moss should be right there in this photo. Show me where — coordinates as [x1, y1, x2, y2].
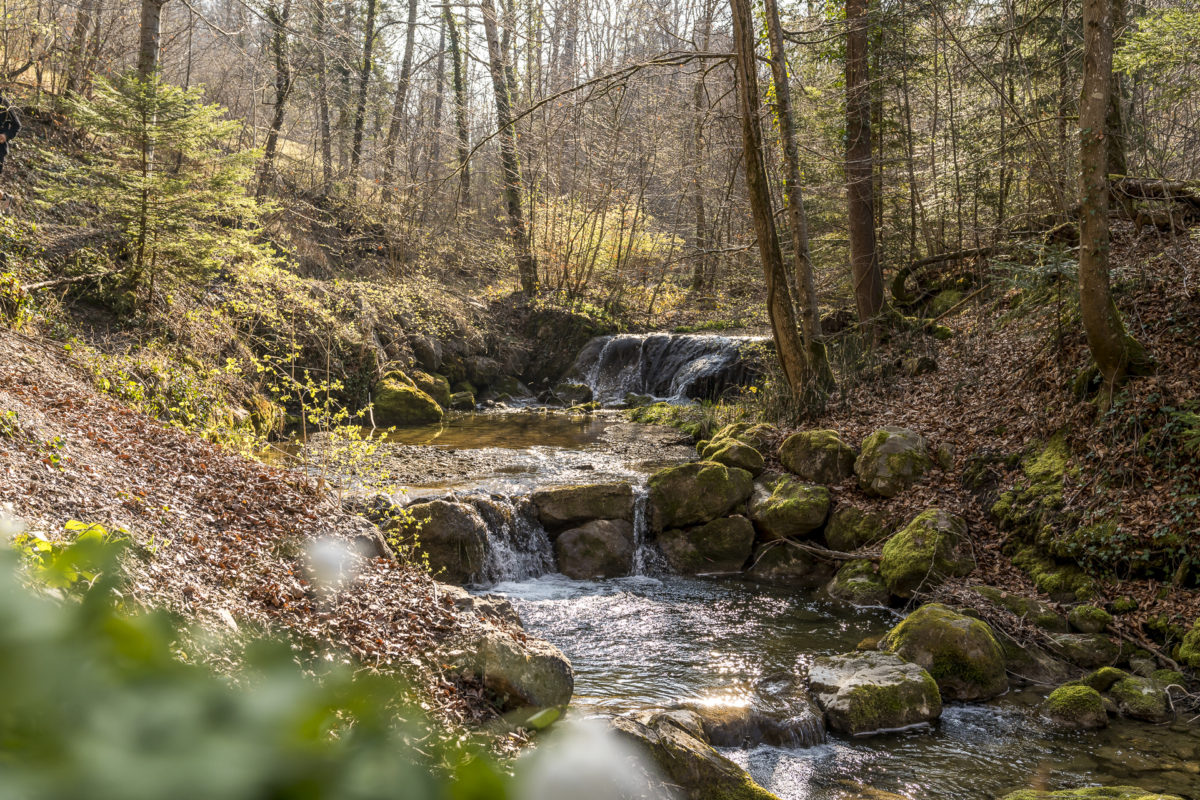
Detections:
[1002, 787, 1184, 800]
[408, 370, 451, 408]
[1111, 596, 1139, 614]
[843, 681, 915, 734]
[372, 377, 443, 425]
[878, 509, 972, 597]
[1109, 675, 1169, 722]
[749, 476, 831, 540]
[1043, 684, 1106, 726]
[1179, 620, 1200, 668]
[991, 435, 1076, 539]
[1151, 669, 1186, 687]
[881, 603, 1007, 700]
[828, 559, 890, 606]
[1068, 604, 1112, 633]
[825, 506, 889, 552]
[1012, 547, 1098, 601]
[972, 585, 1068, 631]
[929, 289, 965, 317]
[1079, 666, 1128, 692]
[707, 440, 765, 476]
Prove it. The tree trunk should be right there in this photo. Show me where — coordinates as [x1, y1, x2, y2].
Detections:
[480, 0, 539, 296]
[763, 0, 832, 388]
[348, 0, 377, 193]
[137, 0, 168, 77]
[258, 0, 293, 198]
[1079, 0, 1145, 391]
[381, 0, 419, 202]
[314, 0, 334, 194]
[845, 0, 883, 323]
[729, 0, 812, 401]
[64, 0, 95, 94]
[444, 5, 471, 210]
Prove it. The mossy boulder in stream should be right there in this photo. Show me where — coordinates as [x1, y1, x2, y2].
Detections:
[825, 506, 891, 552]
[743, 542, 835, 588]
[408, 370, 452, 408]
[779, 429, 857, 484]
[854, 427, 933, 497]
[881, 603, 1008, 701]
[747, 474, 831, 540]
[372, 375, 444, 425]
[648, 461, 754, 531]
[531, 482, 635, 531]
[446, 627, 573, 712]
[393, 500, 487, 583]
[1108, 675, 1171, 722]
[1003, 788, 1183, 800]
[605, 714, 781, 800]
[808, 651, 942, 735]
[554, 519, 635, 579]
[1046, 632, 1121, 670]
[659, 516, 755, 574]
[448, 391, 475, 411]
[878, 509, 973, 598]
[827, 559, 890, 606]
[1043, 685, 1108, 730]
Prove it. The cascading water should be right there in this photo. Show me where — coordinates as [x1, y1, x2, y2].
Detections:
[630, 485, 666, 576]
[461, 494, 555, 584]
[573, 333, 771, 406]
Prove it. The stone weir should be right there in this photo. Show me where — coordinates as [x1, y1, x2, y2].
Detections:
[568, 333, 771, 406]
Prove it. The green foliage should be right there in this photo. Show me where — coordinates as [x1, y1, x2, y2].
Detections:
[0, 538, 516, 800]
[46, 75, 270, 307]
[1116, 9, 1200, 94]
[11, 519, 129, 591]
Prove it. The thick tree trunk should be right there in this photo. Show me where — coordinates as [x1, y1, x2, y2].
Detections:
[480, 0, 539, 296]
[348, 0, 377, 193]
[729, 0, 812, 401]
[64, 0, 95, 94]
[1079, 0, 1145, 391]
[444, 5, 471, 210]
[381, 0, 419, 202]
[137, 0, 168, 77]
[763, 0, 832, 389]
[689, 2, 713, 292]
[258, 0, 293, 198]
[845, 0, 883, 323]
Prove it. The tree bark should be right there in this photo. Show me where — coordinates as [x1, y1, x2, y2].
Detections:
[137, 0, 168, 77]
[348, 0, 377, 193]
[381, 0, 419, 202]
[480, 0, 539, 295]
[1079, 0, 1145, 391]
[845, 0, 883, 323]
[258, 0, 293, 198]
[314, 0, 334, 193]
[763, 0, 832, 388]
[444, 5, 471, 210]
[729, 0, 812, 400]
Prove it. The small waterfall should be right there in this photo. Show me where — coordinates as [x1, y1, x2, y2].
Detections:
[631, 485, 667, 576]
[573, 333, 771, 406]
[463, 494, 555, 584]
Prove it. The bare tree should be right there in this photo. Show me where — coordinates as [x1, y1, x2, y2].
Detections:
[846, 0, 883, 323]
[259, 0, 294, 197]
[381, 0, 420, 203]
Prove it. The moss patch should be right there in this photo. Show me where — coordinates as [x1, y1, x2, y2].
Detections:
[879, 509, 972, 598]
[881, 602, 1008, 701]
[1043, 684, 1107, 729]
[1011, 547, 1098, 602]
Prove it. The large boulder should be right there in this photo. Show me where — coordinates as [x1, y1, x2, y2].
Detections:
[395, 500, 487, 583]
[744, 543, 834, 588]
[449, 628, 573, 711]
[531, 483, 635, 531]
[855, 427, 933, 497]
[880, 603, 1008, 701]
[554, 520, 635, 580]
[747, 474, 831, 540]
[705, 440, 765, 477]
[409, 370, 452, 408]
[1001, 789, 1183, 800]
[604, 715, 780, 800]
[878, 509, 973, 598]
[808, 651, 942, 736]
[648, 461, 754, 531]
[685, 677, 825, 748]
[1046, 632, 1121, 670]
[825, 506, 890, 552]
[779, 430, 856, 484]
[1108, 675, 1171, 723]
[1042, 684, 1108, 730]
[826, 559, 890, 606]
[372, 376, 444, 425]
[659, 516, 755, 574]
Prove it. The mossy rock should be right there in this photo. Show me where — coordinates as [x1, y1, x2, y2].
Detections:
[1043, 684, 1108, 730]
[808, 651, 942, 736]
[452, 380, 477, 397]
[531, 483, 635, 531]
[855, 427, 933, 497]
[1001, 788, 1183, 800]
[648, 461, 754, 532]
[553, 381, 593, 406]
[1047, 633, 1121, 670]
[659, 516, 756, 575]
[990, 434, 1075, 541]
[747, 474, 831, 541]
[489, 374, 529, 397]
[825, 506, 890, 552]
[554, 519, 635, 580]
[743, 542, 835, 588]
[880, 602, 1008, 701]
[1109, 675, 1171, 723]
[448, 391, 475, 411]
[1012, 547, 1098, 602]
[878, 509, 973, 598]
[409, 370, 452, 408]
[1178, 619, 1200, 668]
[972, 586, 1068, 632]
[740, 424, 780, 451]
[1111, 596, 1139, 615]
[778, 429, 856, 484]
[929, 289, 965, 317]
[394, 500, 487, 583]
[1079, 666, 1129, 693]
[372, 377, 444, 425]
[827, 559, 890, 607]
[706, 440, 766, 477]
[1068, 604, 1112, 634]
[1151, 669, 1186, 688]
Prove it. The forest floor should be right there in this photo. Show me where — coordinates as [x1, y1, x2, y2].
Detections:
[0, 326, 507, 729]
